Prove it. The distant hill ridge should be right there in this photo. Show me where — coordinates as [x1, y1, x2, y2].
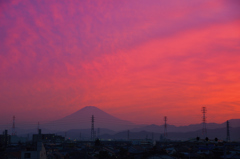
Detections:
[8, 106, 239, 137]
[131, 119, 240, 133]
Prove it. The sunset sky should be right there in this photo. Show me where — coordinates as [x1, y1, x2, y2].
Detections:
[0, 0, 240, 127]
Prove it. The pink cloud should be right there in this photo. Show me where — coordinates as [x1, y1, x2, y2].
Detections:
[0, 0, 240, 125]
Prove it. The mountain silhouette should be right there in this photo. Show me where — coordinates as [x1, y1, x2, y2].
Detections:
[42, 106, 137, 131]
[99, 127, 240, 141]
[39, 106, 240, 134]
[7, 106, 239, 141]
[131, 119, 240, 133]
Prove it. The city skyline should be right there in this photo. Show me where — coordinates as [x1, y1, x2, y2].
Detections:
[0, 0, 240, 126]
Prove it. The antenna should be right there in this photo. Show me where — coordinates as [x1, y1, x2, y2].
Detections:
[202, 107, 207, 136]
[164, 116, 167, 137]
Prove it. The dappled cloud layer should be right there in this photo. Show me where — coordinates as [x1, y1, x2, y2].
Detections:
[0, 0, 240, 126]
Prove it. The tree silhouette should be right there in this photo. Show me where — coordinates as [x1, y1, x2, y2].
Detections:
[205, 137, 209, 141]
[196, 137, 200, 141]
[95, 138, 101, 146]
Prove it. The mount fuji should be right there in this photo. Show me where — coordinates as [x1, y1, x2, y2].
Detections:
[42, 106, 138, 131]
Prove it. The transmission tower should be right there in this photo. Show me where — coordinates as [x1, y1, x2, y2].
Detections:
[202, 107, 207, 136]
[12, 116, 16, 136]
[37, 122, 40, 132]
[226, 120, 230, 142]
[91, 115, 95, 140]
[164, 116, 167, 137]
[97, 128, 100, 138]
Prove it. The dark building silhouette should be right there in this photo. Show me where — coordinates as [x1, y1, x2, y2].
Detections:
[32, 129, 64, 143]
[0, 130, 11, 147]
